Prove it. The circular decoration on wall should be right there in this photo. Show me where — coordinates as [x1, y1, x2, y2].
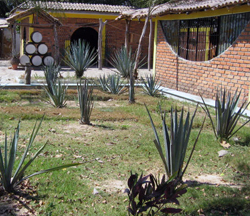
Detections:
[25, 43, 36, 55]
[43, 56, 55, 66]
[20, 54, 30, 66]
[38, 43, 48, 55]
[31, 31, 43, 43]
[31, 55, 42, 66]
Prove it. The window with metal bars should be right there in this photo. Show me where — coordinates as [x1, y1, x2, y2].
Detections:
[160, 12, 250, 61]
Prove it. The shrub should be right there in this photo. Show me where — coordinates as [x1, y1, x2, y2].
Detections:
[127, 172, 187, 215]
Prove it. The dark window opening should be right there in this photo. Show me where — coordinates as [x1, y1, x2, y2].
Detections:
[161, 12, 250, 61]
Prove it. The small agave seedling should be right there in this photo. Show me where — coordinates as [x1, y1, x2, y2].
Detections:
[0, 116, 82, 193]
[98, 74, 126, 95]
[200, 88, 250, 142]
[77, 79, 94, 125]
[43, 63, 61, 94]
[146, 104, 205, 182]
[141, 74, 161, 97]
[44, 78, 68, 108]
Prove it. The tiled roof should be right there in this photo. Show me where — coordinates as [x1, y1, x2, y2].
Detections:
[118, 0, 249, 19]
[7, 7, 62, 25]
[16, 1, 132, 13]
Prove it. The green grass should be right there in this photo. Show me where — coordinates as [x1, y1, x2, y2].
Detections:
[0, 88, 249, 215]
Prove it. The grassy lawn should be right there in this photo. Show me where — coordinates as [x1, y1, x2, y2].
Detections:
[0, 88, 249, 215]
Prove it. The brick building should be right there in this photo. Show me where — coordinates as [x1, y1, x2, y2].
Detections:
[7, 1, 153, 67]
[121, 0, 250, 104]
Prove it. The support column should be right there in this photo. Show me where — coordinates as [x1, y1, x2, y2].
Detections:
[12, 23, 17, 56]
[125, 19, 130, 51]
[54, 24, 59, 65]
[148, 18, 153, 71]
[98, 19, 106, 70]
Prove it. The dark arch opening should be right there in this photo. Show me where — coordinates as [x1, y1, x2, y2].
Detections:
[71, 27, 98, 52]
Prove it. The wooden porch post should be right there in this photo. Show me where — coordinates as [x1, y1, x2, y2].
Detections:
[12, 22, 17, 55]
[98, 18, 106, 70]
[148, 18, 153, 71]
[53, 24, 59, 65]
[125, 19, 130, 51]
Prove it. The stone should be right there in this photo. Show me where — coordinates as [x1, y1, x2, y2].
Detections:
[218, 150, 230, 157]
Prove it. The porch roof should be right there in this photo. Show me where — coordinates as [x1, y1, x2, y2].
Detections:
[7, 7, 62, 26]
[0, 18, 8, 28]
[118, 0, 249, 19]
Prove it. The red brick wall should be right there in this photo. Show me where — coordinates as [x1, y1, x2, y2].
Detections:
[22, 14, 153, 67]
[105, 19, 152, 66]
[155, 20, 250, 104]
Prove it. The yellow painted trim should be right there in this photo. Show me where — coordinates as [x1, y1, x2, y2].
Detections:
[20, 38, 24, 55]
[205, 28, 210, 61]
[65, 40, 70, 49]
[158, 5, 250, 20]
[180, 27, 210, 32]
[153, 19, 158, 75]
[102, 20, 106, 63]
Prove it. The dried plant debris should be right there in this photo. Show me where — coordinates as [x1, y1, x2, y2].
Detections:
[0, 180, 38, 215]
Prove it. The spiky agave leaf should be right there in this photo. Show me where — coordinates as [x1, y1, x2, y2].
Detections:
[141, 74, 161, 96]
[44, 78, 68, 108]
[200, 88, 250, 141]
[97, 74, 109, 92]
[108, 47, 135, 79]
[0, 122, 20, 191]
[0, 116, 83, 193]
[146, 104, 204, 181]
[77, 79, 94, 125]
[106, 75, 126, 95]
[64, 39, 97, 78]
[43, 63, 61, 94]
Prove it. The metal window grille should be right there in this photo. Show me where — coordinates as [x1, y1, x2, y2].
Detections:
[161, 12, 250, 61]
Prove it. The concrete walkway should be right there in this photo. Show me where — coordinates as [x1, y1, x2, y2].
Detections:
[0, 60, 152, 84]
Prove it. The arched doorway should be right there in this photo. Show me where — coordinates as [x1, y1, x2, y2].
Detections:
[71, 27, 98, 52]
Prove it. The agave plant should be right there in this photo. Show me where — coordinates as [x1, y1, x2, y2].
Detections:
[44, 78, 68, 108]
[98, 74, 109, 92]
[146, 105, 205, 182]
[0, 117, 81, 193]
[127, 172, 187, 216]
[43, 63, 61, 94]
[200, 88, 250, 142]
[141, 74, 161, 96]
[64, 39, 97, 78]
[77, 79, 94, 125]
[108, 46, 136, 79]
[98, 74, 126, 95]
